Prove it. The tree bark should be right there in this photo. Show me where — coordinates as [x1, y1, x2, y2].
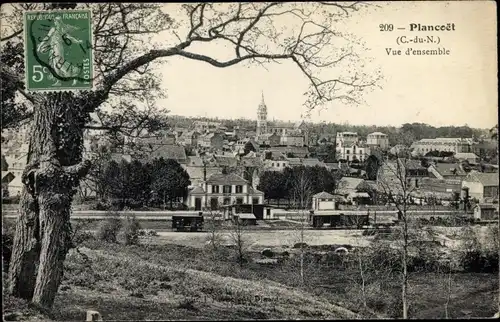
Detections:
[8, 93, 90, 309]
[7, 188, 40, 300]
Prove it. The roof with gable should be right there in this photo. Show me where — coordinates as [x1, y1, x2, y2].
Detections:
[287, 157, 302, 166]
[475, 203, 498, 210]
[187, 156, 204, 167]
[367, 132, 387, 137]
[430, 163, 467, 177]
[214, 155, 238, 167]
[148, 145, 187, 162]
[206, 173, 248, 185]
[241, 156, 262, 167]
[464, 171, 498, 187]
[189, 186, 206, 195]
[337, 177, 365, 194]
[302, 158, 325, 167]
[313, 191, 335, 199]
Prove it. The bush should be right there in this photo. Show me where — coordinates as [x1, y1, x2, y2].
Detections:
[460, 250, 499, 273]
[96, 212, 122, 243]
[93, 200, 111, 211]
[261, 248, 274, 258]
[121, 215, 142, 246]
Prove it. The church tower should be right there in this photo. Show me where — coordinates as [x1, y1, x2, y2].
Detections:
[256, 92, 268, 136]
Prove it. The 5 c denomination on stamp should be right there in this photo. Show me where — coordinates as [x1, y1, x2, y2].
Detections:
[24, 10, 94, 92]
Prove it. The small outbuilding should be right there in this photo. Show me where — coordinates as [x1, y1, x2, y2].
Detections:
[311, 191, 336, 211]
[233, 213, 257, 225]
[473, 203, 499, 220]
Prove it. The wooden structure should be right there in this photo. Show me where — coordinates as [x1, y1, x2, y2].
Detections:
[233, 213, 257, 225]
[172, 212, 204, 231]
[308, 210, 369, 229]
[473, 203, 499, 220]
[221, 204, 275, 220]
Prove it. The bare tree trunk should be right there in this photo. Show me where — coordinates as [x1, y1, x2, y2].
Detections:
[402, 207, 409, 319]
[358, 253, 367, 310]
[444, 261, 452, 319]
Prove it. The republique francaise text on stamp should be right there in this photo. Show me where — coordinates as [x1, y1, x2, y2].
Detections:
[24, 10, 93, 92]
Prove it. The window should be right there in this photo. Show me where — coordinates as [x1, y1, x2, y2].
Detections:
[236, 185, 243, 193]
[272, 162, 275, 167]
[252, 198, 259, 204]
[212, 185, 220, 193]
[223, 198, 230, 205]
[346, 156, 350, 161]
[223, 185, 232, 193]
[236, 198, 243, 204]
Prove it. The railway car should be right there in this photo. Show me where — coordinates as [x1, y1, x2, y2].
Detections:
[309, 210, 369, 229]
[172, 212, 204, 232]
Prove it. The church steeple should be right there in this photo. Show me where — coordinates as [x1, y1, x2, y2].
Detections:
[256, 91, 268, 137]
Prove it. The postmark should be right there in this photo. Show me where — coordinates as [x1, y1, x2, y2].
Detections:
[24, 9, 94, 92]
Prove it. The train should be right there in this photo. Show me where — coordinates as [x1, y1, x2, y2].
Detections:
[307, 209, 465, 229]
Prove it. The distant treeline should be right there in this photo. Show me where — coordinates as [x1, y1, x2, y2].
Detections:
[167, 116, 489, 145]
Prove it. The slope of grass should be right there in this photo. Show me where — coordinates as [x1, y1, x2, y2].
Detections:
[52, 244, 357, 320]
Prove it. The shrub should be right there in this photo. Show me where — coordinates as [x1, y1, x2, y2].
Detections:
[96, 212, 122, 243]
[460, 250, 499, 273]
[121, 214, 142, 246]
[261, 248, 274, 258]
[93, 200, 111, 211]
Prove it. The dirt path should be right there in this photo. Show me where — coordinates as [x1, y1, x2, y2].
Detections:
[145, 230, 372, 250]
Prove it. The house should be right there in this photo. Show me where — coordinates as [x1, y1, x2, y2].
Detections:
[280, 133, 305, 147]
[186, 173, 264, 210]
[312, 191, 336, 211]
[198, 132, 224, 150]
[410, 137, 474, 156]
[263, 155, 289, 172]
[366, 132, 389, 150]
[183, 156, 221, 187]
[427, 163, 467, 180]
[133, 133, 176, 146]
[301, 158, 326, 168]
[473, 203, 499, 220]
[286, 157, 303, 167]
[268, 146, 309, 158]
[461, 171, 499, 203]
[454, 152, 480, 164]
[177, 130, 200, 146]
[336, 132, 359, 146]
[377, 159, 428, 189]
[336, 140, 370, 162]
[193, 121, 222, 133]
[234, 138, 259, 154]
[140, 144, 188, 164]
[257, 133, 280, 147]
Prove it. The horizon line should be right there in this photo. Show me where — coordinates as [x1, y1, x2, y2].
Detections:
[167, 114, 495, 130]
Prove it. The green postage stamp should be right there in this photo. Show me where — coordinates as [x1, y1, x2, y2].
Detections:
[24, 10, 93, 91]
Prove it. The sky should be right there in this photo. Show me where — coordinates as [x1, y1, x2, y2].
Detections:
[153, 1, 497, 129]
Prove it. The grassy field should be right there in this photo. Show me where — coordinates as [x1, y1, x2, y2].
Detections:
[3, 233, 498, 321]
[3, 216, 498, 321]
